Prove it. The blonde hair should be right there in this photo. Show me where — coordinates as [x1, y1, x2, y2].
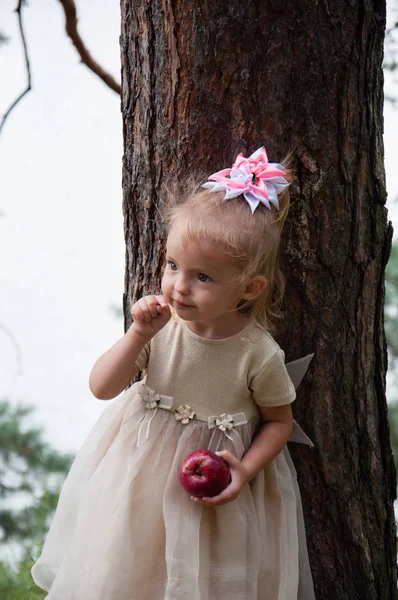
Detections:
[163, 162, 292, 334]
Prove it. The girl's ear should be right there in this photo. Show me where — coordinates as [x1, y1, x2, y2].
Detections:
[242, 276, 267, 300]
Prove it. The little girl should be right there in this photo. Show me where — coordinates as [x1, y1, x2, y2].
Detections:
[32, 147, 315, 600]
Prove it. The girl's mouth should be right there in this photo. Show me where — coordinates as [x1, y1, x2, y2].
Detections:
[173, 299, 193, 308]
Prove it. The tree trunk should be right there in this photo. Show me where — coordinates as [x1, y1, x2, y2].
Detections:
[120, 1, 397, 597]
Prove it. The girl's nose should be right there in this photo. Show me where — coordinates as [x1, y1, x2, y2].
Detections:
[174, 274, 190, 295]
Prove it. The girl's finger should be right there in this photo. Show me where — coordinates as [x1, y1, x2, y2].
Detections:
[144, 309, 154, 323]
[139, 301, 152, 323]
[132, 304, 145, 323]
[191, 480, 238, 505]
[154, 294, 169, 309]
[146, 297, 160, 319]
[192, 490, 235, 506]
[157, 304, 171, 321]
[215, 450, 240, 468]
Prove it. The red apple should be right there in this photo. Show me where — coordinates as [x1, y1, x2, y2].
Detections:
[179, 449, 231, 498]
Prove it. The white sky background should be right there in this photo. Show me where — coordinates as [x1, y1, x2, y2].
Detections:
[0, 0, 124, 452]
[0, 1, 398, 455]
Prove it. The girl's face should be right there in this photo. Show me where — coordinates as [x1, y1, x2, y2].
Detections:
[161, 227, 248, 327]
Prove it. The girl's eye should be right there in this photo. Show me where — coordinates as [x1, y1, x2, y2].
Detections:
[168, 261, 177, 271]
[198, 273, 210, 282]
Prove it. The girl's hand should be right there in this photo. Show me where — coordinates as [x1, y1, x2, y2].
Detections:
[191, 450, 250, 507]
[131, 294, 171, 338]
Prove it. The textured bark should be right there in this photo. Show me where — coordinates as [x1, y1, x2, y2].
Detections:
[120, 1, 396, 597]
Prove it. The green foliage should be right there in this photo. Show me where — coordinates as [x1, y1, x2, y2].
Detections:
[0, 549, 46, 599]
[0, 399, 74, 597]
[0, 399, 74, 543]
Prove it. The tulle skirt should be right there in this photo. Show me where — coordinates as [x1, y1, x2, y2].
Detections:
[31, 382, 315, 600]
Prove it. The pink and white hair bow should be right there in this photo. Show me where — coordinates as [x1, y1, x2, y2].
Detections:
[202, 147, 289, 213]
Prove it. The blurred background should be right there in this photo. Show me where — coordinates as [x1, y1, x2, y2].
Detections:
[0, 1, 398, 597]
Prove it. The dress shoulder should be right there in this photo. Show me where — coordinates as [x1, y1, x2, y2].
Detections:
[244, 320, 285, 368]
[247, 322, 296, 408]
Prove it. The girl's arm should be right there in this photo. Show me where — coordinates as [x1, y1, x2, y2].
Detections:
[240, 404, 294, 480]
[192, 404, 293, 506]
[89, 295, 170, 400]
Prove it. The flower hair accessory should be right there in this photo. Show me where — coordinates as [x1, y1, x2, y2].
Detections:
[202, 146, 289, 213]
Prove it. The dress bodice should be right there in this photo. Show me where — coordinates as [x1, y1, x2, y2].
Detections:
[135, 318, 296, 422]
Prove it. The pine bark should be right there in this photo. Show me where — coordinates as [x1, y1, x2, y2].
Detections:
[120, 1, 397, 597]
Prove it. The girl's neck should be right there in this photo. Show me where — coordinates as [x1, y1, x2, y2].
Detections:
[185, 312, 250, 340]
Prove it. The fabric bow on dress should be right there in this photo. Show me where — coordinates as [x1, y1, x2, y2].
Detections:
[136, 384, 173, 447]
[285, 354, 314, 447]
[207, 412, 248, 459]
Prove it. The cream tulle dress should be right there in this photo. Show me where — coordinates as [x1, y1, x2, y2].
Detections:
[31, 318, 315, 600]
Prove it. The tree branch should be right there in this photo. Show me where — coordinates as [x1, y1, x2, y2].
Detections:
[58, 0, 121, 95]
[0, 0, 32, 135]
[1, 0, 121, 136]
